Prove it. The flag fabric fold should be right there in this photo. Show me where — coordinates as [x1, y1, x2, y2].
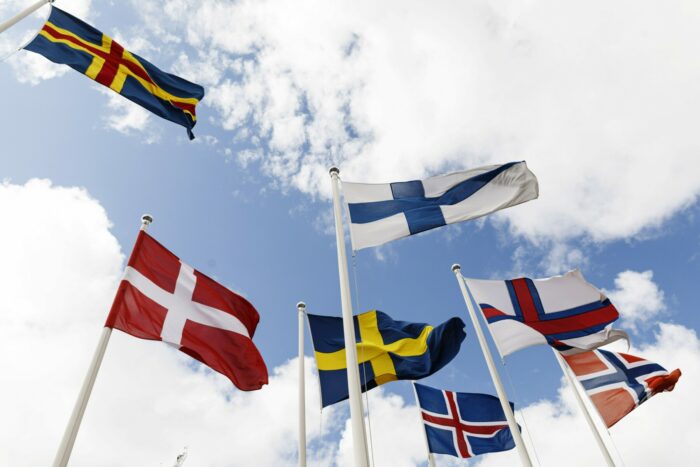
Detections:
[105, 230, 268, 391]
[307, 310, 466, 407]
[564, 348, 681, 427]
[342, 161, 538, 250]
[24, 6, 204, 139]
[464, 270, 627, 357]
[413, 383, 516, 459]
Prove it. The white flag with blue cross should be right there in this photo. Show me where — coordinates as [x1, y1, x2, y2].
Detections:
[342, 161, 539, 250]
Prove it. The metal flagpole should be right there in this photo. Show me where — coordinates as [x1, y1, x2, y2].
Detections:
[296, 301, 307, 467]
[410, 383, 437, 467]
[0, 0, 52, 35]
[451, 264, 533, 467]
[329, 167, 370, 467]
[552, 349, 617, 467]
[52, 214, 153, 467]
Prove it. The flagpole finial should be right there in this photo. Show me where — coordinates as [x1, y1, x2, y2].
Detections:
[451, 264, 461, 273]
[297, 301, 306, 310]
[141, 214, 153, 230]
[329, 166, 340, 176]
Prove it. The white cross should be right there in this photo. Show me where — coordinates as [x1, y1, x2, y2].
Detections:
[122, 263, 250, 346]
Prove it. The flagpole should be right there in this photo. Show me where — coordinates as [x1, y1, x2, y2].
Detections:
[296, 301, 307, 467]
[0, 0, 51, 35]
[52, 214, 153, 467]
[451, 264, 533, 467]
[552, 349, 617, 467]
[410, 383, 437, 467]
[329, 167, 370, 467]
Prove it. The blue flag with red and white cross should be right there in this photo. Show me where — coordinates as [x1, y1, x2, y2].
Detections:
[564, 348, 681, 428]
[413, 383, 516, 460]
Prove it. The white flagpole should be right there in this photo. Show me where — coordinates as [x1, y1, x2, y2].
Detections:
[410, 383, 437, 467]
[451, 264, 533, 467]
[0, 0, 51, 35]
[296, 301, 307, 467]
[552, 349, 617, 467]
[52, 214, 153, 467]
[329, 167, 370, 467]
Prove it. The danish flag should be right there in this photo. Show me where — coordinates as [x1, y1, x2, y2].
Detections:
[105, 230, 268, 390]
[564, 349, 681, 427]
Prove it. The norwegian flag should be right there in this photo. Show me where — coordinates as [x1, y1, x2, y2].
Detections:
[464, 270, 627, 356]
[564, 349, 681, 427]
[105, 230, 268, 390]
[413, 383, 516, 459]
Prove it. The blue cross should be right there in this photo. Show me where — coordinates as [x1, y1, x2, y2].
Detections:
[580, 350, 666, 403]
[347, 162, 518, 235]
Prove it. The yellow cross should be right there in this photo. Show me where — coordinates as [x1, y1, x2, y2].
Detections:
[314, 311, 433, 385]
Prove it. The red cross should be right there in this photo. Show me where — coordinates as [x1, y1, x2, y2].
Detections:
[421, 391, 507, 458]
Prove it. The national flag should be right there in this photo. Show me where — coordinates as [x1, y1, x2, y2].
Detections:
[464, 270, 627, 357]
[24, 6, 204, 139]
[307, 310, 466, 407]
[413, 383, 516, 459]
[105, 230, 268, 390]
[564, 348, 681, 427]
[342, 161, 538, 250]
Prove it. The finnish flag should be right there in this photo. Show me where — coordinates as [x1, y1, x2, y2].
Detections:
[342, 161, 539, 250]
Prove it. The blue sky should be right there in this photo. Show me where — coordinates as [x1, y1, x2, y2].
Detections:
[1, 1, 699, 466]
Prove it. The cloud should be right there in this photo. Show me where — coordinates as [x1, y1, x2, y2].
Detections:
[123, 0, 700, 245]
[0, 179, 696, 466]
[0, 179, 341, 466]
[605, 270, 666, 332]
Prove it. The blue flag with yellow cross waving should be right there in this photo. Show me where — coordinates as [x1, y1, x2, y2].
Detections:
[24, 6, 204, 139]
[307, 310, 466, 407]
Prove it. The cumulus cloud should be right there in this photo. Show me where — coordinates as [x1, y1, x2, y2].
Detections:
[605, 270, 666, 332]
[0, 179, 341, 466]
[8, 0, 700, 244]
[120, 0, 700, 245]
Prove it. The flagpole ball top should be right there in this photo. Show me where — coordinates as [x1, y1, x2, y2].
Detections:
[451, 264, 461, 272]
[329, 166, 340, 176]
[297, 301, 306, 310]
[141, 214, 154, 225]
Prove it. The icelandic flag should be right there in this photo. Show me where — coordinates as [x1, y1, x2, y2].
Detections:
[342, 161, 538, 250]
[464, 270, 628, 357]
[413, 383, 516, 459]
[564, 349, 681, 427]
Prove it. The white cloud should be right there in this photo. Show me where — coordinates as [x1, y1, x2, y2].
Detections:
[605, 270, 666, 332]
[126, 0, 700, 244]
[0, 179, 341, 466]
[0, 179, 696, 466]
[101, 89, 159, 142]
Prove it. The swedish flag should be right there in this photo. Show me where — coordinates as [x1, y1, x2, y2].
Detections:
[308, 310, 466, 407]
[24, 7, 204, 139]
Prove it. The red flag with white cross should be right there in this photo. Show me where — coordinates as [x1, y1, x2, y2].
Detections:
[105, 230, 268, 391]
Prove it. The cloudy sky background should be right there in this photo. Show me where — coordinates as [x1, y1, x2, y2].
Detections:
[1, 0, 699, 465]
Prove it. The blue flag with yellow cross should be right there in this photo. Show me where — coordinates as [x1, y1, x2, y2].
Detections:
[24, 6, 204, 139]
[307, 310, 466, 407]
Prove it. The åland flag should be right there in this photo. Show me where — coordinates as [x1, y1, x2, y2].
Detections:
[413, 383, 516, 459]
[343, 161, 538, 250]
[464, 270, 628, 356]
[307, 310, 466, 407]
[564, 349, 681, 427]
[24, 7, 204, 139]
[106, 230, 268, 390]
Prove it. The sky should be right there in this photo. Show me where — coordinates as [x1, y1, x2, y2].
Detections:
[0, 0, 699, 465]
